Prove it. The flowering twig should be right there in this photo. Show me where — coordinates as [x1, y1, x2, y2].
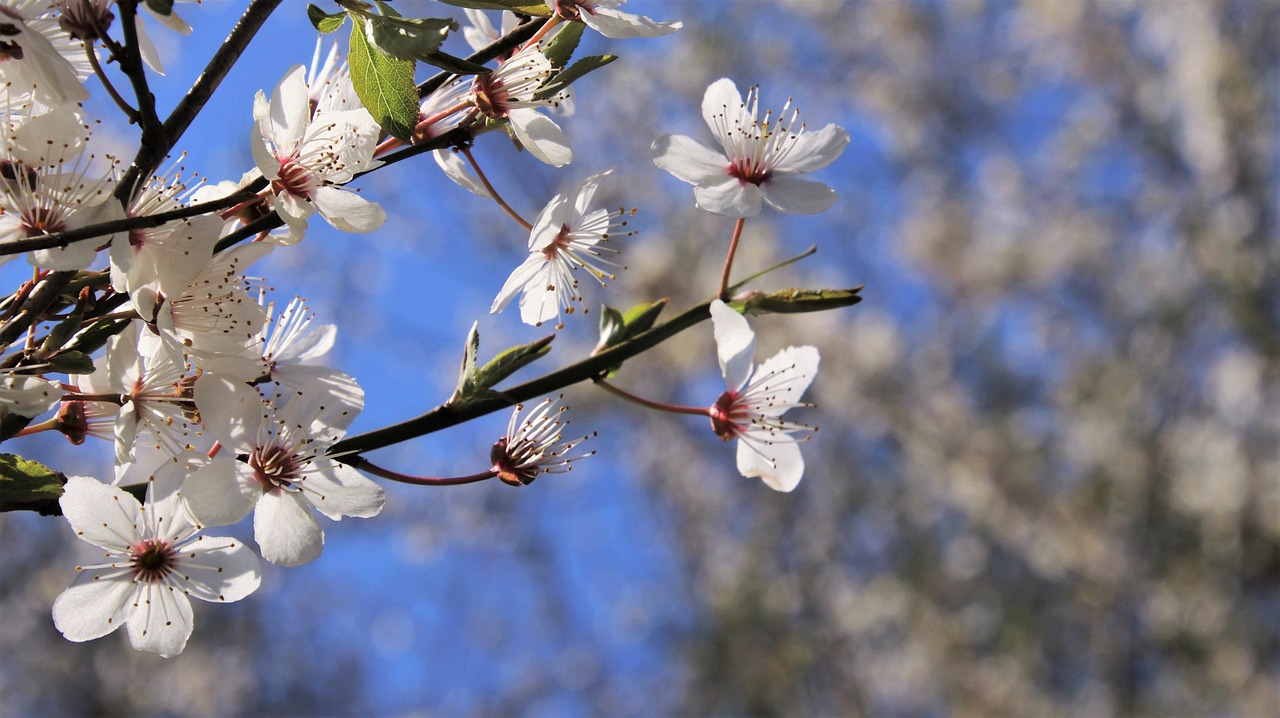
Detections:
[347, 456, 497, 487]
[592, 378, 710, 416]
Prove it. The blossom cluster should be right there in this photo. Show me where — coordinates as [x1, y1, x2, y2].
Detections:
[0, 1, 847, 658]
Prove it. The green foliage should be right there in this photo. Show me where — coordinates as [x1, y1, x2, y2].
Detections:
[450, 325, 555, 407]
[739, 287, 863, 315]
[593, 299, 667, 376]
[348, 14, 420, 141]
[307, 4, 348, 34]
[432, 0, 552, 17]
[0, 454, 65, 514]
[542, 21, 584, 69]
[535, 54, 617, 100]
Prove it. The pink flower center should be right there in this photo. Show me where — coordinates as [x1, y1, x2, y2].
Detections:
[490, 436, 539, 486]
[542, 224, 573, 259]
[472, 74, 510, 119]
[728, 159, 773, 187]
[553, 0, 596, 20]
[250, 443, 303, 492]
[129, 537, 177, 583]
[709, 390, 744, 440]
[272, 160, 316, 199]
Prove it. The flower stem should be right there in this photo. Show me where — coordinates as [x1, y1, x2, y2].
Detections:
[593, 378, 710, 417]
[352, 456, 498, 486]
[461, 146, 533, 231]
[85, 42, 140, 124]
[718, 217, 747, 300]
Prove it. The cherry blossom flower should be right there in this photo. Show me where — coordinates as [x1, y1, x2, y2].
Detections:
[490, 396, 594, 486]
[491, 168, 631, 328]
[708, 299, 819, 492]
[470, 45, 572, 167]
[653, 78, 849, 217]
[183, 374, 383, 567]
[256, 293, 340, 390]
[0, 146, 121, 270]
[52, 475, 261, 658]
[0, 0, 89, 106]
[548, 0, 682, 39]
[251, 64, 385, 234]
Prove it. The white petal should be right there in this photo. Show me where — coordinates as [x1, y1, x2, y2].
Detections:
[433, 149, 490, 197]
[193, 374, 263, 451]
[179, 456, 259, 527]
[313, 186, 386, 233]
[581, 7, 682, 38]
[172, 535, 262, 603]
[508, 108, 572, 167]
[761, 176, 837, 215]
[274, 189, 315, 230]
[52, 571, 134, 643]
[267, 65, 310, 151]
[651, 134, 727, 185]
[125, 582, 194, 658]
[299, 460, 385, 521]
[279, 323, 337, 364]
[491, 253, 548, 315]
[695, 177, 763, 217]
[571, 167, 613, 216]
[250, 122, 280, 181]
[710, 300, 756, 391]
[59, 476, 140, 551]
[772, 124, 850, 174]
[752, 345, 820, 413]
[254, 490, 324, 567]
[528, 194, 570, 251]
[134, 14, 165, 75]
[29, 241, 98, 271]
[701, 78, 747, 142]
[737, 432, 804, 492]
[516, 263, 562, 327]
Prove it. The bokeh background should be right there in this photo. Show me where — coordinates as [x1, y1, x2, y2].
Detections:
[1, 0, 1277, 715]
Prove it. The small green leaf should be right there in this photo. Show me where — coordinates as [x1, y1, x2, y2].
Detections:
[536, 54, 617, 100]
[592, 299, 667, 377]
[367, 12, 456, 62]
[473, 335, 555, 392]
[144, 0, 175, 17]
[419, 51, 492, 76]
[740, 287, 864, 315]
[0, 454, 66, 514]
[46, 350, 93, 374]
[594, 305, 626, 351]
[433, 0, 552, 17]
[449, 322, 481, 405]
[308, 4, 348, 33]
[348, 15, 420, 141]
[62, 318, 129, 357]
[542, 21, 584, 70]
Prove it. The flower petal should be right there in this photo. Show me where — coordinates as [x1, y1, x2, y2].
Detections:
[299, 460, 385, 521]
[651, 134, 727, 185]
[173, 536, 262, 603]
[433, 149, 490, 197]
[52, 570, 134, 643]
[761, 176, 837, 215]
[772, 124, 850, 174]
[701, 78, 746, 140]
[59, 476, 140, 551]
[737, 432, 804, 492]
[125, 582, 194, 658]
[313, 185, 386, 233]
[751, 345, 820, 413]
[180, 456, 259, 527]
[254, 490, 324, 567]
[581, 6, 682, 39]
[267, 65, 310, 152]
[508, 108, 572, 167]
[491, 253, 548, 315]
[695, 177, 763, 218]
[710, 300, 756, 391]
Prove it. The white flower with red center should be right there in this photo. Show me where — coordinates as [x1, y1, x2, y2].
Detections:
[470, 45, 572, 167]
[490, 396, 594, 486]
[708, 300, 819, 492]
[51, 475, 262, 658]
[251, 64, 385, 234]
[653, 78, 850, 217]
[0, 147, 121, 270]
[183, 374, 383, 567]
[491, 168, 631, 328]
[0, 0, 90, 106]
[72, 320, 194, 464]
[547, 0, 681, 39]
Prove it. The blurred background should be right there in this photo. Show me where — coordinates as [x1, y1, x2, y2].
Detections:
[1, 0, 1277, 715]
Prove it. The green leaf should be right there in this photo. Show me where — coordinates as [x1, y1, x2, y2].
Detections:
[62, 318, 129, 357]
[739, 287, 864, 315]
[592, 299, 667, 376]
[366, 12, 456, 62]
[419, 50, 492, 76]
[449, 322, 481, 405]
[144, 0, 175, 16]
[473, 335, 555, 393]
[432, 0, 552, 17]
[46, 350, 93, 374]
[348, 15, 421, 141]
[0, 454, 65, 514]
[308, 4, 348, 33]
[542, 20, 584, 70]
[535, 54, 617, 100]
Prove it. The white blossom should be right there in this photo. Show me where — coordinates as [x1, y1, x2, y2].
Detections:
[490, 396, 594, 486]
[470, 45, 572, 167]
[653, 78, 849, 217]
[708, 299, 819, 492]
[548, 0, 681, 39]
